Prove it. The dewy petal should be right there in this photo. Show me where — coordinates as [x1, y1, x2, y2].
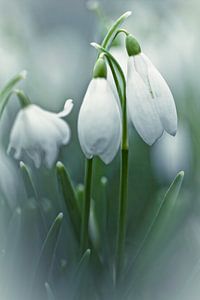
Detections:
[127, 57, 164, 145]
[147, 61, 178, 136]
[57, 99, 74, 118]
[78, 78, 121, 163]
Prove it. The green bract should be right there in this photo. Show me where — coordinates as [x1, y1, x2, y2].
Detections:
[93, 57, 107, 78]
[126, 34, 141, 56]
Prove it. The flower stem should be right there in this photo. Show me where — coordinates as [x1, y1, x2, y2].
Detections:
[81, 158, 93, 254]
[101, 11, 132, 49]
[92, 42, 129, 280]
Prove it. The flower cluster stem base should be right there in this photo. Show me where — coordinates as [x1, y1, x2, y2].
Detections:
[81, 158, 93, 254]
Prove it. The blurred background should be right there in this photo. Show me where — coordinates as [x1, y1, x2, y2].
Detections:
[0, 0, 200, 299]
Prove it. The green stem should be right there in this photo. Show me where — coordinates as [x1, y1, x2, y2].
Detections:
[115, 148, 129, 280]
[81, 158, 93, 254]
[111, 28, 129, 45]
[15, 89, 31, 107]
[91, 44, 126, 100]
[101, 11, 131, 49]
[92, 42, 129, 280]
[106, 57, 123, 103]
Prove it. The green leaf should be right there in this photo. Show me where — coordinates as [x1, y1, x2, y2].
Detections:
[45, 282, 55, 300]
[101, 11, 132, 49]
[56, 161, 81, 241]
[125, 171, 184, 292]
[20, 161, 38, 199]
[72, 249, 91, 300]
[0, 70, 27, 117]
[31, 213, 63, 298]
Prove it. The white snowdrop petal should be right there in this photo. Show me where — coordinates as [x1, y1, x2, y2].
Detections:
[78, 78, 121, 162]
[148, 64, 178, 135]
[127, 58, 164, 145]
[99, 128, 121, 164]
[14, 147, 22, 160]
[26, 149, 42, 168]
[57, 99, 74, 118]
[8, 101, 72, 168]
[45, 116, 71, 145]
[133, 53, 150, 86]
[44, 144, 59, 168]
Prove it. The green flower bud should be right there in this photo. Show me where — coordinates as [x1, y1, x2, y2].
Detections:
[126, 34, 141, 56]
[93, 57, 107, 79]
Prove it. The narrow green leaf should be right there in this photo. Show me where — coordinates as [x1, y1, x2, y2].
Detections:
[76, 248, 91, 275]
[31, 213, 63, 298]
[20, 161, 38, 199]
[136, 171, 184, 263]
[56, 161, 81, 241]
[0, 70, 27, 117]
[71, 249, 91, 300]
[125, 171, 184, 295]
[45, 282, 55, 300]
[101, 11, 132, 49]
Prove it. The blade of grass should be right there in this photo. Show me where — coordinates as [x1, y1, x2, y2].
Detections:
[0, 70, 27, 116]
[56, 161, 81, 241]
[124, 171, 184, 295]
[31, 213, 63, 299]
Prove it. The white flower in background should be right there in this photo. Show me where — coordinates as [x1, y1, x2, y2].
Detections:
[0, 147, 26, 208]
[151, 124, 192, 182]
[126, 34, 177, 145]
[8, 99, 73, 168]
[78, 58, 121, 164]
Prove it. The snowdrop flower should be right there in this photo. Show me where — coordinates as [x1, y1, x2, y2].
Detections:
[8, 97, 73, 168]
[78, 57, 121, 164]
[126, 34, 177, 145]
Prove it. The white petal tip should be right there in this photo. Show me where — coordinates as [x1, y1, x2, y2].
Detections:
[171, 130, 177, 137]
[57, 99, 74, 118]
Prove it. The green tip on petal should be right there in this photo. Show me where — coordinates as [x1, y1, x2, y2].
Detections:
[126, 34, 141, 56]
[93, 57, 107, 79]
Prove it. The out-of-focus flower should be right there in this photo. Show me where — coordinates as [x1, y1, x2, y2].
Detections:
[126, 34, 177, 145]
[7, 99, 73, 168]
[78, 58, 121, 164]
[0, 147, 25, 208]
[151, 124, 192, 182]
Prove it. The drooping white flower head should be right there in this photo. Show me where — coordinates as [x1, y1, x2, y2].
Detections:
[126, 34, 178, 145]
[78, 57, 122, 164]
[7, 99, 73, 168]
